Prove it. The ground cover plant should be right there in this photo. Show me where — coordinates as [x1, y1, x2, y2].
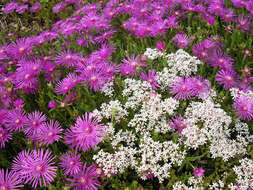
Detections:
[0, 0, 252, 189]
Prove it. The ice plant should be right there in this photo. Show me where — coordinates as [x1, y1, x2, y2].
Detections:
[233, 95, 253, 121]
[0, 127, 12, 148]
[140, 69, 160, 90]
[64, 112, 105, 152]
[169, 115, 187, 138]
[0, 169, 23, 190]
[5, 109, 27, 132]
[172, 33, 192, 48]
[169, 77, 194, 100]
[67, 162, 100, 190]
[194, 168, 205, 178]
[12, 149, 57, 188]
[59, 152, 82, 176]
[24, 111, 46, 140]
[39, 120, 63, 145]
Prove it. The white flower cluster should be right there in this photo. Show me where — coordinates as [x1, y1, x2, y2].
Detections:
[101, 80, 114, 97]
[93, 146, 137, 177]
[166, 49, 203, 77]
[143, 48, 165, 60]
[209, 180, 225, 190]
[136, 135, 185, 183]
[156, 67, 176, 90]
[100, 100, 128, 122]
[129, 92, 179, 134]
[122, 79, 153, 110]
[173, 181, 204, 190]
[229, 158, 253, 190]
[183, 98, 248, 161]
[93, 78, 183, 182]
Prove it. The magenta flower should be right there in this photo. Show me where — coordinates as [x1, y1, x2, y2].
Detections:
[30, 2, 42, 12]
[169, 77, 194, 100]
[7, 38, 34, 59]
[172, 33, 192, 48]
[55, 73, 80, 95]
[64, 112, 105, 152]
[13, 99, 24, 110]
[233, 95, 253, 121]
[16, 5, 28, 14]
[169, 115, 187, 138]
[24, 111, 46, 141]
[54, 50, 82, 67]
[12, 149, 57, 188]
[39, 120, 63, 145]
[194, 168, 205, 178]
[120, 54, 147, 77]
[216, 69, 237, 90]
[48, 101, 57, 109]
[5, 109, 27, 132]
[0, 127, 12, 148]
[190, 76, 211, 99]
[156, 41, 165, 51]
[52, 2, 67, 13]
[59, 152, 82, 176]
[0, 169, 23, 190]
[3, 2, 18, 14]
[140, 70, 160, 90]
[67, 162, 100, 190]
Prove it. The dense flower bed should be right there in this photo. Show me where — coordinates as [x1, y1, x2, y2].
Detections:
[0, 0, 252, 189]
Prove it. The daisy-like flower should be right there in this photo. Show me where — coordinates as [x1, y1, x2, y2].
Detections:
[208, 50, 234, 71]
[216, 69, 238, 90]
[0, 169, 23, 190]
[39, 120, 63, 145]
[30, 2, 42, 13]
[120, 54, 147, 77]
[59, 152, 82, 176]
[12, 149, 57, 188]
[55, 73, 80, 95]
[24, 111, 46, 140]
[64, 112, 105, 152]
[172, 33, 192, 48]
[156, 41, 165, 51]
[194, 168, 205, 178]
[233, 95, 253, 121]
[3, 2, 18, 14]
[67, 162, 100, 190]
[169, 77, 194, 100]
[191, 76, 211, 99]
[5, 109, 27, 132]
[0, 127, 12, 148]
[14, 59, 41, 94]
[7, 38, 34, 59]
[169, 115, 187, 138]
[140, 69, 160, 90]
[54, 50, 82, 67]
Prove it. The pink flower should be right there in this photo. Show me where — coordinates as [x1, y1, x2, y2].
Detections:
[233, 95, 253, 121]
[64, 112, 105, 152]
[48, 101, 57, 109]
[0, 169, 23, 189]
[12, 149, 57, 188]
[156, 41, 165, 51]
[67, 162, 100, 190]
[194, 168, 205, 178]
[59, 152, 82, 176]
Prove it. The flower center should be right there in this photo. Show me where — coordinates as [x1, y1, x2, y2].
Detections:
[70, 161, 75, 166]
[15, 119, 21, 124]
[48, 132, 53, 137]
[19, 47, 25, 53]
[79, 177, 86, 184]
[25, 74, 31, 80]
[0, 185, 7, 190]
[36, 165, 42, 172]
